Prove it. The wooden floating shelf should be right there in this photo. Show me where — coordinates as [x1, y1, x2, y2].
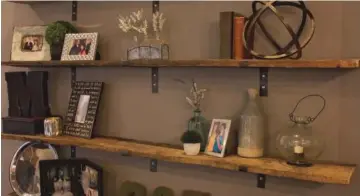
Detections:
[2, 133, 356, 185]
[2, 59, 360, 68]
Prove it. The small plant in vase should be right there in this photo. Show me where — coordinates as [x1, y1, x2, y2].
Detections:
[117, 9, 169, 60]
[45, 21, 78, 60]
[186, 80, 209, 152]
[181, 130, 202, 155]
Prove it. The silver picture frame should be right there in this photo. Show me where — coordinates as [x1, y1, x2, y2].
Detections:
[10, 141, 58, 196]
[61, 33, 98, 61]
[11, 26, 51, 61]
[204, 119, 232, 158]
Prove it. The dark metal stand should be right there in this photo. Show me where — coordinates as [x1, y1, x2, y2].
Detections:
[70, 2, 77, 158]
[257, 174, 266, 188]
[259, 68, 268, 97]
[151, 0, 160, 93]
[72, 1, 77, 21]
[150, 159, 158, 172]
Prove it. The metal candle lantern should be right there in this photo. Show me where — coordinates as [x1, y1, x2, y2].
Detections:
[44, 117, 62, 137]
[276, 95, 326, 167]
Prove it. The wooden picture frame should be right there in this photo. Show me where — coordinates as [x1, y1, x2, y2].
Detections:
[11, 25, 51, 61]
[64, 81, 103, 138]
[39, 158, 103, 196]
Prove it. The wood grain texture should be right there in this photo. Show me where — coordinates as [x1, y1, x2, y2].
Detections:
[2, 59, 360, 68]
[2, 133, 356, 185]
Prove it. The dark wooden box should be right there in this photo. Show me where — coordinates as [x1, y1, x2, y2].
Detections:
[2, 117, 45, 135]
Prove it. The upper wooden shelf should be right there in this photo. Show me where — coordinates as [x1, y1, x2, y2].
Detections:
[1, 133, 356, 185]
[2, 59, 360, 68]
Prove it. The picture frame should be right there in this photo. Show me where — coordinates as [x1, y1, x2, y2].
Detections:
[11, 26, 51, 61]
[64, 81, 103, 138]
[61, 33, 98, 61]
[204, 119, 231, 157]
[39, 158, 103, 196]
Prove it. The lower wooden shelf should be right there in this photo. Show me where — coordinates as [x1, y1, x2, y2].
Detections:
[1, 133, 355, 185]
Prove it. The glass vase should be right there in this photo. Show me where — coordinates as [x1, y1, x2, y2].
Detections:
[187, 109, 209, 152]
[127, 38, 169, 60]
[237, 89, 265, 158]
[276, 116, 325, 167]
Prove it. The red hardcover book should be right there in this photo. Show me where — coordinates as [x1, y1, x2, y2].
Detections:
[233, 16, 245, 59]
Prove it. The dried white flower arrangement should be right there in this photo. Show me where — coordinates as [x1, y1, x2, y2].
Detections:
[118, 9, 166, 43]
[186, 80, 207, 111]
[152, 11, 166, 40]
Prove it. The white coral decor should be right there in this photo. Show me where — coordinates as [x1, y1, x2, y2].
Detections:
[118, 9, 166, 42]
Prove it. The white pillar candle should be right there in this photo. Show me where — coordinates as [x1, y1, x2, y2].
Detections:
[294, 145, 304, 154]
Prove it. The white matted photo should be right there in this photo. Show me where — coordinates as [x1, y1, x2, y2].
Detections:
[75, 95, 91, 123]
[11, 26, 51, 61]
[205, 119, 231, 157]
[61, 33, 98, 61]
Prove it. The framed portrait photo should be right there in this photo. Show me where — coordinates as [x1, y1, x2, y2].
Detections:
[204, 119, 231, 157]
[61, 33, 98, 61]
[64, 81, 103, 138]
[11, 26, 51, 61]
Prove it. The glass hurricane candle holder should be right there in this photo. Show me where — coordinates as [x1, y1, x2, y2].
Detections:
[276, 116, 325, 167]
[276, 95, 326, 167]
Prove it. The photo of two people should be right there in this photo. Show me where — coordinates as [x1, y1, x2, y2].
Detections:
[69, 39, 92, 56]
[205, 119, 231, 157]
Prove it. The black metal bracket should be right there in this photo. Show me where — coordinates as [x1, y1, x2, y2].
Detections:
[150, 159, 158, 172]
[150, 1, 160, 94]
[120, 150, 130, 157]
[151, 67, 159, 93]
[257, 174, 266, 188]
[153, 1, 159, 13]
[72, 1, 77, 21]
[70, 146, 76, 158]
[70, 67, 76, 158]
[71, 67, 76, 89]
[259, 68, 268, 97]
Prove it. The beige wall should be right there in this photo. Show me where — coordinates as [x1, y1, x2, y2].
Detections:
[2, 1, 360, 196]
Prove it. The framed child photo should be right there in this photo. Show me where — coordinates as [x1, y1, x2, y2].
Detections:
[204, 119, 231, 158]
[61, 33, 98, 61]
[11, 26, 51, 61]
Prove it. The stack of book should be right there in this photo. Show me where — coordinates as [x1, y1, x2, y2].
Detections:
[220, 11, 252, 60]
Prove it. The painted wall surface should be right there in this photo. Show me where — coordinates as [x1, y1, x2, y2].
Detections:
[1, 1, 359, 196]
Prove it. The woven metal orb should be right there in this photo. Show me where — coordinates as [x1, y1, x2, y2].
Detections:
[243, 1, 315, 59]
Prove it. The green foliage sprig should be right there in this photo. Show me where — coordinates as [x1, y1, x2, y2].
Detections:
[45, 21, 78, 46]
[180, 130, 202, 144]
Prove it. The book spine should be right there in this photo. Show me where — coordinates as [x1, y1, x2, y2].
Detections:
[220, 12, 234, 59]
[233, 16, 245, 60]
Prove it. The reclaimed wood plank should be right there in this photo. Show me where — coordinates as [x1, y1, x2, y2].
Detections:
[1, 133, 356, 185]
[2, 59, 359, 68]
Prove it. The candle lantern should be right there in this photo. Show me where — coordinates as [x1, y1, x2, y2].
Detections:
[276, 95, 326, 167]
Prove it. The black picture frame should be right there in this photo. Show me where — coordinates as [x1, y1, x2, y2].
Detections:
[39, 158, 103, 196]
[64, 81, 103, 138]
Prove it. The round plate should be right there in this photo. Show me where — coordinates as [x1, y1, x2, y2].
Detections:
[10, 141, 58, 196]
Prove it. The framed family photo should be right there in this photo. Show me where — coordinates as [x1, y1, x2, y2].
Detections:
[39, 159, 103, 196]
[205, 119, 231, 157]
[11, 26, 51, 61]
[61, 33, 98, 61]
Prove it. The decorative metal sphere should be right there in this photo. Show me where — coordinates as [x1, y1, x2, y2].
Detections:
[243, 1, 316, 59]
